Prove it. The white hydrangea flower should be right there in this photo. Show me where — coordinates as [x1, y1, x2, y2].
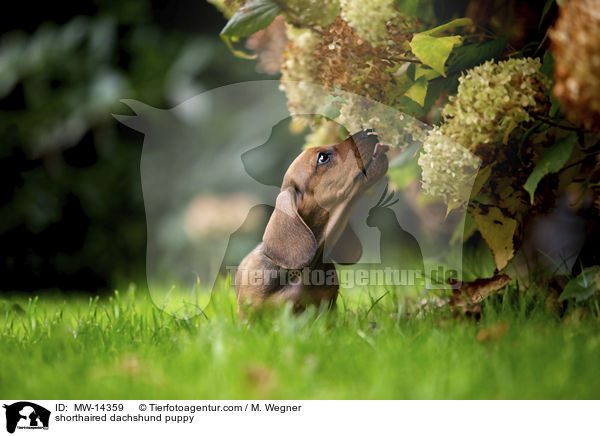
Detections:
[340, 0, 397, 45]
[337, 94, 412, 145]
[418, 127, 480, 205]
[280, 28, 323, 117]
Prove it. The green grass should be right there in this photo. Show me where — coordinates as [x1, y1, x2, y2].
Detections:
[1, 283, 599, 399]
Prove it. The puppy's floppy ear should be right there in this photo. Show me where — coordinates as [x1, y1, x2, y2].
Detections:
[325, 224, 363, 265]
[263, 188, 317, 269]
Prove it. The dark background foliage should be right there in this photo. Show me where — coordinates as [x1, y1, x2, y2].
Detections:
[2, 0, 573, 295]
[1, 0, 267, 293]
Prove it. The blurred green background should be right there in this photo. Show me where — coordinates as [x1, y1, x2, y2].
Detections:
[1, 0, 271, 293]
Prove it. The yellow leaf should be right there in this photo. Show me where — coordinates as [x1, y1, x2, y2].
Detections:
[414, 65, 441, 80]
[472, 206, 517, 271]
[405, 76, 428, 107]
[421, 17, 474, 36]
[220, 34, 257, 59]
[409, 34, 463, 77]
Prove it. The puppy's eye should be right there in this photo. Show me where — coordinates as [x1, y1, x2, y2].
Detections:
[316, 151, 332, 167]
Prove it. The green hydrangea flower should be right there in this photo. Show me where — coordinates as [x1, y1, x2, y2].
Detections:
[441, 57, 550, 154]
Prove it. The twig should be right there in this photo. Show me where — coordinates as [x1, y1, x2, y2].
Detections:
[531, 114, 589, 133]
[390, 56, 423, 64]
[558, 151, 600, 173]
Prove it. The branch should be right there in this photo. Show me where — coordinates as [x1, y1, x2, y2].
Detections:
[390, 56, 423, 64]
[531, 114, 590, 133]
[558, 150, 600, 173]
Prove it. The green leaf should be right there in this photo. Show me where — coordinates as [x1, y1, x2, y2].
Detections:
[447, 36, 508, 74]
[450, 209, 476, 245]
[524, 133, 576, 204]
[541, 51, 562, 116]
[422, 73, 458, 113]
[549, 95, 561, 118]
[461, 232, 497, 281]
[410, 34, 463, 77]
[539, 0, 555, 28]
[559, 266, 600, 302]
[405, 76, 428, 107]
[421, 18, 473, 36]
[541, 50, 554, 80]
[220, 0, 280, 38]
[395, 0, 435, 21]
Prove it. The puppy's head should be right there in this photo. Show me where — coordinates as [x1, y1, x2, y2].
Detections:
[262, 130, 389, 269]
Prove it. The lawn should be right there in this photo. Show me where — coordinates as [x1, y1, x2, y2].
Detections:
[1, 283, 599, 399]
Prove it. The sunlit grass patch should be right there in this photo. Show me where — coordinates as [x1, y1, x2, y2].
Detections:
[1, 282, 599, 399]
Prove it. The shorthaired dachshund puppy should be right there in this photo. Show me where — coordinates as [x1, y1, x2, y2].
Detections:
[235, 130, 389, 313]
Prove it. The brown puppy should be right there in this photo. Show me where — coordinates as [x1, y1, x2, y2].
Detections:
[235, 130, 389, 313]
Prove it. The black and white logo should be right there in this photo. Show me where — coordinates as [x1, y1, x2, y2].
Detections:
[3, 402, 50, 434]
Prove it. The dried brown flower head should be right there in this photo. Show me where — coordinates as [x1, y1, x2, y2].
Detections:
[550, 0, 600, 132]
[314, 15, 416, 106]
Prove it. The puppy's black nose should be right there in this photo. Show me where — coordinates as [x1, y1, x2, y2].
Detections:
[350, 130, 379, 148]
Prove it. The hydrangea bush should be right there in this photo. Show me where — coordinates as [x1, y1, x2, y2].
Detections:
[211, 0, 600, 290]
